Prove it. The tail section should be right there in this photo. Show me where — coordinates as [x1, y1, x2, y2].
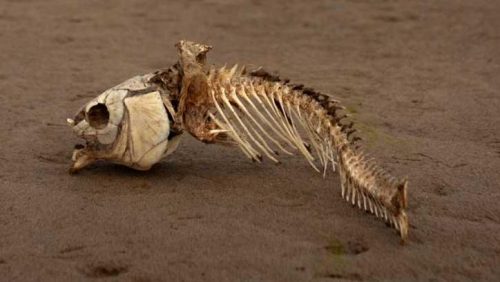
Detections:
[205, 66, 409, 242]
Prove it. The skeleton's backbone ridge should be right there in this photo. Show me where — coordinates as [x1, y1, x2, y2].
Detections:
[68, 41, 409, 243]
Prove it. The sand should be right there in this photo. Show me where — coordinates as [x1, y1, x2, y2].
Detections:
[1, 0, 499, 281]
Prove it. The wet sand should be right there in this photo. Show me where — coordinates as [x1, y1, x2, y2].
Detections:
[1, 0, 499, 281]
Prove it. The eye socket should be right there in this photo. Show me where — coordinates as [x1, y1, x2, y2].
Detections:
[87, 103, 109, 129]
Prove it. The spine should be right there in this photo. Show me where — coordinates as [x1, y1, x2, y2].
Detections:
[209, 67, 409, 242]
[282, 77, 409, 242]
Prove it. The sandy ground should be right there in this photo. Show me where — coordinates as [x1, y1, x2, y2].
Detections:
[1, 0, 499, 281]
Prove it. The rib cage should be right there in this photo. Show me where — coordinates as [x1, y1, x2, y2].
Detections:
[204, 65, 409, 242]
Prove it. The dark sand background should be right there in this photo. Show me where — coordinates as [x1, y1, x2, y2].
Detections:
[1, 0, 499, 281]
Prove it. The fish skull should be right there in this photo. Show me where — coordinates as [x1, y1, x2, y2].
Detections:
[67, 74, 182, 173]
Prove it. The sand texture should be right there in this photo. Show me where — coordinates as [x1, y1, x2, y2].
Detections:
[1, 0, 499, 281]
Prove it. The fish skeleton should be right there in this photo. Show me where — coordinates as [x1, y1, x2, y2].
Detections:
[67, 40, 409, 243]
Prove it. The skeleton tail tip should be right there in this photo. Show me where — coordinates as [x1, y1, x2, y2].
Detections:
[400, 177, 409, 209]
[398, 211, 409, 245]
[396, 179, 409, 244]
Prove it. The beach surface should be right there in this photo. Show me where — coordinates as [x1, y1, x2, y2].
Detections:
[1, 0, 499, 281]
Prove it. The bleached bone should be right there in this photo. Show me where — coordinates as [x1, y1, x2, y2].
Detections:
[67, 40, 409, 244]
